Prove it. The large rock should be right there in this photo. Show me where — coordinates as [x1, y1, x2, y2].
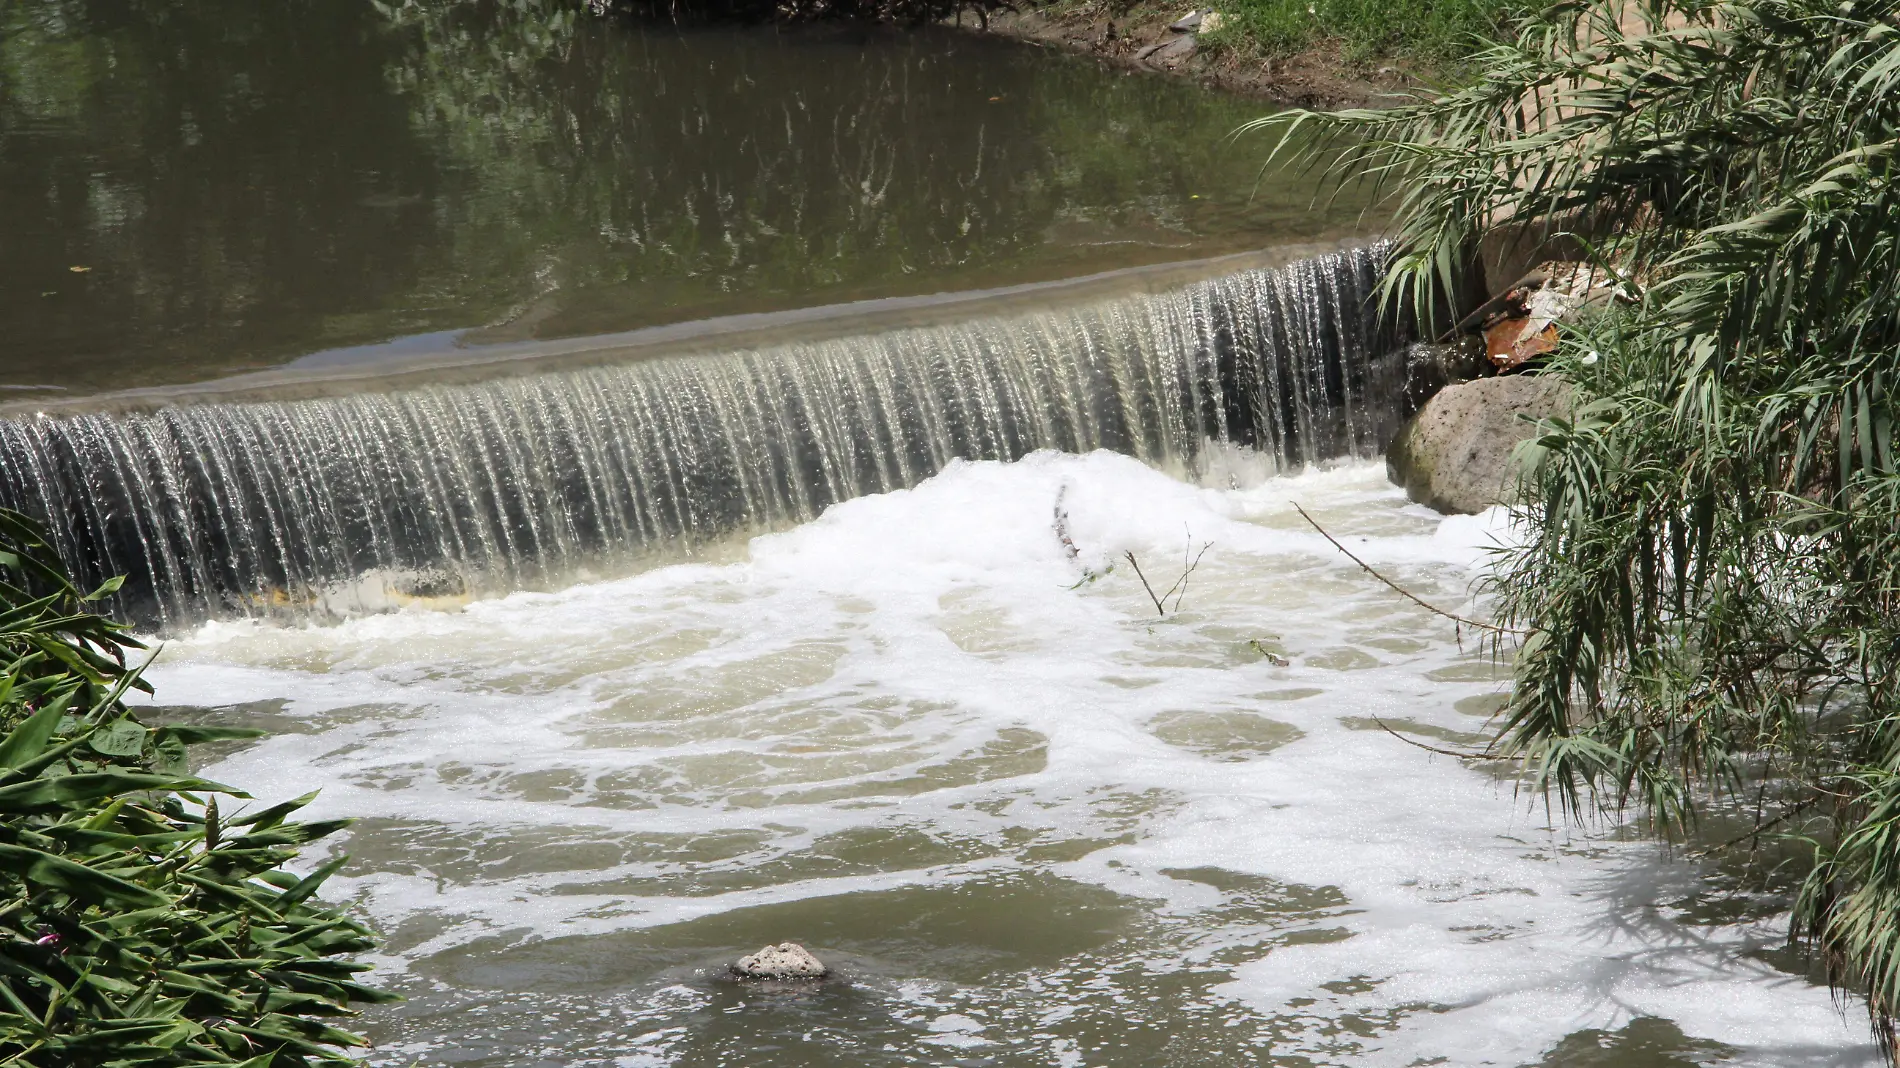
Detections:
[1386, 374, 1572, 515]
[732, 942, 828, 980]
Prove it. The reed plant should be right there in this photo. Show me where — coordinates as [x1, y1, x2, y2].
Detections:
[0, 511, 389, 1067]
[1255, 0, 1900, 1050]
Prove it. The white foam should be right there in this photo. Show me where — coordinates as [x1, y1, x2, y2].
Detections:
[140, 450, 1876, 1066]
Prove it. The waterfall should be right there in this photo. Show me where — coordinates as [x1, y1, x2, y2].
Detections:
[0, 245, 1405, 626]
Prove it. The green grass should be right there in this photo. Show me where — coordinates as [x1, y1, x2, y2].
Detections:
[1200, 0, 1521, 66]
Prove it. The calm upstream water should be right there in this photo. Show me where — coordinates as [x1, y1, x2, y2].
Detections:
[3, 0, 1361, 394]
[2, 1, 1882, 1065]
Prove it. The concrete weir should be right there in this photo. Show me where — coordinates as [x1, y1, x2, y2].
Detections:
[0, 243, 1408, 627]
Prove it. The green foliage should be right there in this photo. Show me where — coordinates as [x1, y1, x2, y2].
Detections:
[1254, 0, 1900, 1051]
[1202, 0, 1522, 65]
[0, 512, 390, 1066]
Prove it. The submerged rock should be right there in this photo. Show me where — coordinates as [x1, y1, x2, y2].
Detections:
[1386, 374, 1573, 515]
[732, 942, 828, 980]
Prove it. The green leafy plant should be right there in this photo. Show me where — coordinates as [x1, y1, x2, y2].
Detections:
[0, 511, 391, 1067]
[1254, 0, 1900, 1052]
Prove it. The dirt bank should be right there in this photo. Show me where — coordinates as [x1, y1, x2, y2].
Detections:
[948, 2, 1426, 107]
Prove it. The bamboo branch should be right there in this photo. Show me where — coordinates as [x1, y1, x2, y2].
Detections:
[1291, 501, 1524, 636]
[1372, 713, 1500, 760]
[1684, 798, 1819, 860]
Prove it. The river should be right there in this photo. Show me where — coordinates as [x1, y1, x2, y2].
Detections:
[139, 454, 1872, 1066]
[3, 0, 1359, 394]
[1, 1, 1880, 1064]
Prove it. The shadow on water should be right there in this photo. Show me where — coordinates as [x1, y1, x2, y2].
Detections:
[1531, 1017, 1738, 1067]
[1519, 845, 1875, 1068]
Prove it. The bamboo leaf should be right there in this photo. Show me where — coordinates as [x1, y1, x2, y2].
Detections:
[0, 843, 169, 908]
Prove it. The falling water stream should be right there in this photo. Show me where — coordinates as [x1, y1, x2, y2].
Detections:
[0, 247, 1398, 626]
[1, 5, 1883, 1065]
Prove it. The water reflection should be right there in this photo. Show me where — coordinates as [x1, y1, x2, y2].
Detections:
[0, 0, 1361, 392]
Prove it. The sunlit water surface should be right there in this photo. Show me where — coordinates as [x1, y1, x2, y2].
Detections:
[136, 453, 1876, 1067]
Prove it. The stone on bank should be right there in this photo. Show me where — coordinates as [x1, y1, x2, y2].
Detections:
[1386, 374, 1573, 515]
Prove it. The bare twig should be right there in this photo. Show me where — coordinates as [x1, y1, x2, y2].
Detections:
[1372, 714, 1499, 760]
[1290, 501, 1524, 636]
[1124, 551, 1166, 616]
[1160, 528, 1212, 613]
[1124, 530, 1212, 617]
[1683, 799, 1817, 860]
[1248, 638, 1289, 666]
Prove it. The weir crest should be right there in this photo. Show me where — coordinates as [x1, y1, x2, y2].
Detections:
[0, 244, 1404, 626]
